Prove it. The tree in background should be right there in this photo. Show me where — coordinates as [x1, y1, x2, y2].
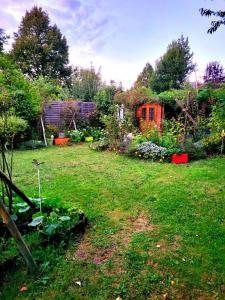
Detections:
[150, 35, 196, 93]
[134, 63, 154, 88]
[200, 7, 225, 33]
[70, 65, 102, 101]
[94, 81, 122, 115]
[12, 6, 71, 81]
[0, 29, 9, 52]
[204, 62, 225, 85]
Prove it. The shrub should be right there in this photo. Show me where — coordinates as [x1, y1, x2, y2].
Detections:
[81, 126, 104, 141]
[45, 125, 59, 138]
[136, 141, 167, 160]
[101, 105, 134, 150]
[0, 115, 27, 140]
[184, 139, 207, 160]
[19, 140, 46, 150]
[66, 130, 84, 142]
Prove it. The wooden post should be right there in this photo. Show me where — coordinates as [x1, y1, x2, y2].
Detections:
[0, 169, 35, 208]
[40, 116, 47, 147]
[0, 200, 37, 272]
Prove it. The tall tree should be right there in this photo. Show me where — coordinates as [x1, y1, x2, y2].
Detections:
[150, 35, 196, 93]
[200, 7, 225, 33]
[204, 61, 225, 84]
[70, 65, 102, 101]
[0, 29, 9, 52]
[12, 6, 71, 81]
[134, 63, 154, 88]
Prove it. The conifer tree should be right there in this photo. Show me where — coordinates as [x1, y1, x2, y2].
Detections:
[12, 6, 71, 81]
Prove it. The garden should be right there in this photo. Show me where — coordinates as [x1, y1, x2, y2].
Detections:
[1, 4, 225, 300]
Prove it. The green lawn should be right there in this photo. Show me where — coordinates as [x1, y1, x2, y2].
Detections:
[1, 144, 225, 299]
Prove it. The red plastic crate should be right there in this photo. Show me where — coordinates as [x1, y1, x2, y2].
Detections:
[171, 153, 188, 164]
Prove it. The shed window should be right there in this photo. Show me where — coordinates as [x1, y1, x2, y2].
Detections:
[141, 108, 147, 119]
[149, 108, 155, 121]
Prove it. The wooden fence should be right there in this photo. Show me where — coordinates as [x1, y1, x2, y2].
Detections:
[43, 101, 96, 129]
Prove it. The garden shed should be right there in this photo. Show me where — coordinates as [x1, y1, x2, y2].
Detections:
[43, 101, 96, 130]
[136, 102, 164, 131]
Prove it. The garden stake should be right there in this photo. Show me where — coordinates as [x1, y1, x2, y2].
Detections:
[32, 160, 44, 213]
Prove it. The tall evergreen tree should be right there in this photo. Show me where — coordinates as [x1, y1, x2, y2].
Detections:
[134, 62, 154, 88]
[12, 6, 71, 81]
[150, 35, 196, 93]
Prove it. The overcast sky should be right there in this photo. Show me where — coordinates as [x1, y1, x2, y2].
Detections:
[1, 0, 225, 88]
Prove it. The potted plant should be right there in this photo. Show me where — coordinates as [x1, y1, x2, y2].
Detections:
[171, 148, 189, 164]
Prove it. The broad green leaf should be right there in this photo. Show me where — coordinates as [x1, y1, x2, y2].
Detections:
[18, 206, 30, 213]
[45, 223, 58, 236]
[28, 216, 44, 227]
[59, 216, 70, 222]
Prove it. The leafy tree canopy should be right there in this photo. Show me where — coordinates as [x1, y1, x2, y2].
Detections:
[94, 81, 122, 114]
[114, 86, 157, 109]
[70, 65, 102, 101]
[0, 53, 39, 123]
[134, 63, 154, 88]
[150, 35, 196, 93]
[12, 6, 71, 81]
[200, 7, 225, 33]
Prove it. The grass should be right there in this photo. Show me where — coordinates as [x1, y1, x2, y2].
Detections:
[1, 144, 225, 299]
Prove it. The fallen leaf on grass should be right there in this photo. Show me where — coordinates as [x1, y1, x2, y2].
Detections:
[75, 281, 81, 286]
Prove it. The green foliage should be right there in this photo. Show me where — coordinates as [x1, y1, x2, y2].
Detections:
[184, 139, 207, 160]
[0, 115, 27, 139]
[19, 140, 46, 150]
[100, 105, 133, 149]
[12, 6, 71, 81]
[150, 35, 195, 93]
[114, 86, 157, 109]
[94, 83, 119, 114]
[202, 101, 225, 154]
[0, 53, 39, 123]
[66, 130, 84, 142]
[134, 62, 154, 88]
[30, 76, 64, 113]
[45, 124, 59, 138]
[81, 126, 104, 141]
[70, 65, 102, 101]
[66, 127, 103, 142]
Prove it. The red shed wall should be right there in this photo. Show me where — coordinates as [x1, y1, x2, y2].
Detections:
[136, 103, 164, 131]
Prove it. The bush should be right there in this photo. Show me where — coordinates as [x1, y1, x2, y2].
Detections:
[45, 125, 59, 138]
[184, 139, 207, 160]
[81, 126, 104, 141]
[136, 141, 167, 160]
[19, 140, 46, 150]
[66, 130, 84, 142]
